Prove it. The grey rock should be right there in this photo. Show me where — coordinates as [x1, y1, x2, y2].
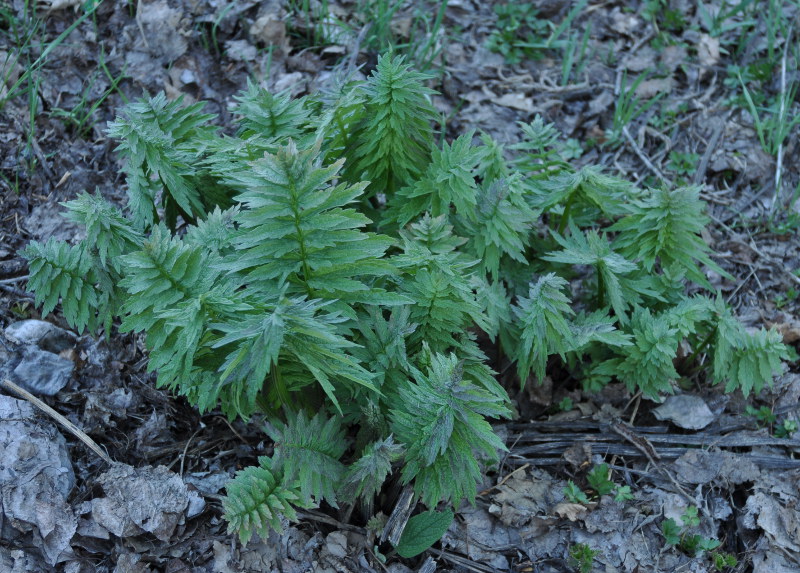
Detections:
[12, 345, 74, 396]
[4, 319, 76, 352]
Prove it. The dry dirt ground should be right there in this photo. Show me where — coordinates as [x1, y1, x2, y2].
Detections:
[1, 0, 800, 572]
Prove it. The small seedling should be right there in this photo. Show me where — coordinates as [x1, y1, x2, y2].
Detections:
[775, 419, 798, 438]
[605, 70, 664, 149]
[711, 551, 738, 571]
[569, 542, 599, 573]
[662, 518, 682, 546]
[586, 464, 615, 496]
[557, 397, 574, 411]
[662, 506, 724, 559]
[745, 405, 777, 427]
[614, 485, 634, 503]
[563, 480, 590, 504]
[666, 151, 700, 177]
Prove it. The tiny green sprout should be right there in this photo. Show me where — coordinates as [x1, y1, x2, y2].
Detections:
[560, 138, 584, 160]
[569, 542, 599, 573]
[662, 518, 681, 546]
[614, 485, 634, 503]
[682, 505, 700, 528]
[745, 405, 777, 427]
[586, 463, 615, 496]
[666, 151, 700, 177]
[712, 551, 738, 571]
[558, 397, 575, 411]
[681, 533, 721, 556]
[563, 480, 590, 504]
[776, 419, 798, 439]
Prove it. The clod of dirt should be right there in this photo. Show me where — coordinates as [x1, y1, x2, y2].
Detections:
[90, 463, 205, 542]
[653, 394, 717, 430]
[0, 394, 77, 565]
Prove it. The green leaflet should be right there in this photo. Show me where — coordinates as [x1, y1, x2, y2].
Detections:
[345, 53, 438, 197]
[222, 457, 304, 545]
[391, 353, 510, 506]
[266, 410, 348, 506]
[395, 509, 455, 558]
[24, 239, 98, 334]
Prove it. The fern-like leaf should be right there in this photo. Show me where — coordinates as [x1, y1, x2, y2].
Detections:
[711, 297, 789, 396]
[266, 410, 348, 506]
[595, 306, 680, 399]
[529, 165, 632, 218]
[345, 53, 438, 197]
[106, 92, 218, 229]
[390, 131, 482, 227]
[391, 353, 510, 506]
[23, 238, 98, 333]
[611, 185, 729, 287]
[225, 141, 402, 305]
[223, 457, 303, 544]
[543, 221, 642, 322]
[338, 436, 403, 506]
[61, 191, 143, 271]
[233, 80, 313, 142]
[513, 273, 575, 384]
[466, 174, 538, 280]
[509, 116, 571, 178]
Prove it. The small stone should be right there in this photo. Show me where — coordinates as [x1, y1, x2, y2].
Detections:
[5, 319, 75, 352]
[12, 346, 74, 396]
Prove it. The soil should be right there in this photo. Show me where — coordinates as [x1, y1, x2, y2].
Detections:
[1, 0, 800, 572]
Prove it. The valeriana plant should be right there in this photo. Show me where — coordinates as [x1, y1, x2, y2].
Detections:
[23, 53, 789, 555]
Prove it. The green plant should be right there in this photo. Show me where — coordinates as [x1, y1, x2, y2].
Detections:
[557, 396, 574, 411]
[395, 509, 454, 558]
[563, 464, 634, 504]
[486, 0, 588, 66]
[605, 71, 664, 149]
[776, 418, 798, 438]
[563, 480, 590, 504]
[569, 542, 599, 573]
[0, 0, 102, 177]
[286, 0, 448, 73]
[712, 550, 739, 570]
[666, 151, 700, 177]
[22, 54, 790, 553]
[662, 506, 724, 559]
[746, 405, 777, 426]
[773, 287, 798, 309]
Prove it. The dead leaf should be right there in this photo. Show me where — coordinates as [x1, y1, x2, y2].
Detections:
[225, 39, 257, 62]
[697, 34, 720, 68]
[653, 394, 717, 430]
[0, 395, 77, 565]
[554, 502, 588, 521]
[610, 9, 642, 36]
[494, 92, 533, 113]
[634, 77, 674, 99]
[660, 45, 688, 73]
[249, 15, 286, 48]
[563, 443, 592, 470]
[91, 464, 202, 542]
[624, 47, 657, 72]
[744, 492, 800, 553]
